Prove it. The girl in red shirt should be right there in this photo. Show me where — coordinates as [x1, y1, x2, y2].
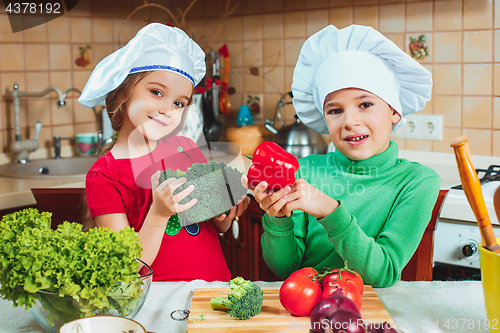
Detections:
[78, 23, 249, 281]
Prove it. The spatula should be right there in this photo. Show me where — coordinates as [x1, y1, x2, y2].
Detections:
[451, 136, 500, 253]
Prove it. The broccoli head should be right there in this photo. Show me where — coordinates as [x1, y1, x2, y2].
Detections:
[159, 162, 248, 225]
[210, 277, 264, 320]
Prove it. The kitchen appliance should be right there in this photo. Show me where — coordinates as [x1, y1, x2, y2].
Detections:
[433, 165, 500, 279]
[265, 92, 328, 159]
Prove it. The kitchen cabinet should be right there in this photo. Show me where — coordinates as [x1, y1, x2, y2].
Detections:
[401, 189, 449, 281]
[0, 188, 85, 229]
[0, 205, 36, 221]
[218, 197, 282, 282]
[31, 188, 86, 229]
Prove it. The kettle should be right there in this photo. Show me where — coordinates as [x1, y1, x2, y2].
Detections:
[265, 92, 328, 159]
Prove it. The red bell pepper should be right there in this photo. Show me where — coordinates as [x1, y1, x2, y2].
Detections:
[246, 141, 299, 190]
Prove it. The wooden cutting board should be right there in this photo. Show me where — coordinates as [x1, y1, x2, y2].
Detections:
[187, 286, 394, 332]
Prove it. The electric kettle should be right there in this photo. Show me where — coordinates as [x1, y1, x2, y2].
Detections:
[265, 92, 328, 159]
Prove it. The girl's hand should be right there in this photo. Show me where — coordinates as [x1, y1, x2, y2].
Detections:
[212, 194, 251, 233]
[281, 178, 339, 219]
[149, 171, 197, 220]
[242, 175, 290, 217]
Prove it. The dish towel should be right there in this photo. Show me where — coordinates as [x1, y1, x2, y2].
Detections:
[375, 281, 489, 333]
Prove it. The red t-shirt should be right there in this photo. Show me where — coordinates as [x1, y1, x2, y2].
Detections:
[86, 135, 231, 282]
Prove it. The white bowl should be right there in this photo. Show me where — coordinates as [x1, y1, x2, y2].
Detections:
[58, 315, 146, 333]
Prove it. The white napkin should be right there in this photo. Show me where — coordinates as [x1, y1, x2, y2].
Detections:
[375, 281, 489, 333]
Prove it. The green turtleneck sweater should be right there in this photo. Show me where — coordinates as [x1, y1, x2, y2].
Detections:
[261, 141, 441, 288]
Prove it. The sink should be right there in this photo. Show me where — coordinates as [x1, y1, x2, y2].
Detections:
[0, 157, 97, 179]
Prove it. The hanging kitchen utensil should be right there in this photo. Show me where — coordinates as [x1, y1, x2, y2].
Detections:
[201, 82, 223, 142]
[200, 51, 224, 142]
[265, 91, 328, 159]
[218, 44, 231, 115]
[451, 136, 500, 253]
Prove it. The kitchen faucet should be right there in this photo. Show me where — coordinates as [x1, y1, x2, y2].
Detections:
[53, 135, 74, 159]
[61, 88, 103, 153]
[7, 82, 66, 163]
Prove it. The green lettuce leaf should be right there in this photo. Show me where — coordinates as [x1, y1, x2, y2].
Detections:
[0, 208, 144, 325]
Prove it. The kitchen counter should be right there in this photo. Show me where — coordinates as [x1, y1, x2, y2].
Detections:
[0, 280, 490, 333]
[0, 148, 86, 211]
[397, 149, 500, 189]
[0, 176, 84, 211]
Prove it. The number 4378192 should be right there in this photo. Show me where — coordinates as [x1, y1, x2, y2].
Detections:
[5, 3, 61, 14]
[443, 319, 498, 330]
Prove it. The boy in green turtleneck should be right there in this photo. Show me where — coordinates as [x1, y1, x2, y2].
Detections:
[243, 25, 441, 288]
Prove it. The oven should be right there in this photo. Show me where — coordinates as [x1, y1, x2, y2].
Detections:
[433, 165, 500, 281]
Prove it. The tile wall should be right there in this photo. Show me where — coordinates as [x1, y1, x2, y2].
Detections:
[183, 0, 500, 156]
[1, 0, 500, 157]
[0, 0, 147, 158]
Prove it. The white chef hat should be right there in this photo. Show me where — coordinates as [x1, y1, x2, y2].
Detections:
[292, 24, 432, 134]
[78, 23, 206, 108]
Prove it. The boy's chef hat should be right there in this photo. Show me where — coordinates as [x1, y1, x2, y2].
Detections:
[292, 24, 432, 133]
[79, 23, 206, 108]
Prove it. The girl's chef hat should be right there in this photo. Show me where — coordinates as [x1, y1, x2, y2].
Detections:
[79, 23, 206, 108]
[292, 24, 432, 133]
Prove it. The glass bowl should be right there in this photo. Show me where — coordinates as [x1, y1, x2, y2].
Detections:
[28, 259, 152, 333]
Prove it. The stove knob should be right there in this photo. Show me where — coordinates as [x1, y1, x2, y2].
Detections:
[461, 243, 477, 257]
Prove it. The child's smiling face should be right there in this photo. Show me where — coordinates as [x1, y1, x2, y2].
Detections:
[323, 88, 401, 161]
[124, 70, 193, 141]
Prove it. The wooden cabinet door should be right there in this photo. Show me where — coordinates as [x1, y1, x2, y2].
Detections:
[218, 198, 282, 282]
[246, 199, 281, 282]
[218, 231, 234, 277]
[230, 209, 251, 280]
[31, 188, 86, 229]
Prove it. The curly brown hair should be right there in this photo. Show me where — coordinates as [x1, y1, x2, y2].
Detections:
[81, 72, 150, 230]
[81, 71, 195, 230]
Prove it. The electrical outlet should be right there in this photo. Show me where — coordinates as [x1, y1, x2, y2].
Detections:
[421, 115, 443, 141]
[390, 114, 443, 141]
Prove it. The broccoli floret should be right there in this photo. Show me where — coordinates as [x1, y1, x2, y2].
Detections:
[159, 162, 248, 225]
[210, 277, 263, 320]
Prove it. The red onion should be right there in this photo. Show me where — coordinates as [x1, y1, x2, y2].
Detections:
[311, 293, 362, 332]
[328, 293, 362, 316]
[323, 309, 366, 333]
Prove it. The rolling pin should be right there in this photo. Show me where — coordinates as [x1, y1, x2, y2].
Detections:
[451, 136, 500, 253]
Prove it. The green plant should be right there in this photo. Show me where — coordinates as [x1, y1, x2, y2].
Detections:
[210, 277, 264, 320]
[0, 208, 143, 325]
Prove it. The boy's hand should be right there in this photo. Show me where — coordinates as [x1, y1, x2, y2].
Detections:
[150, 171, 197, 219]
[242, 175, 291, 217]
[281, 178, 338, 219]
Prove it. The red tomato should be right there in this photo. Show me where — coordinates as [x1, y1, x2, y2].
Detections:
[280, 275, 322, 316]
[324, 268, 364, 295]
[322, 280, 362, 309]
[289, 267, 321, 288]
